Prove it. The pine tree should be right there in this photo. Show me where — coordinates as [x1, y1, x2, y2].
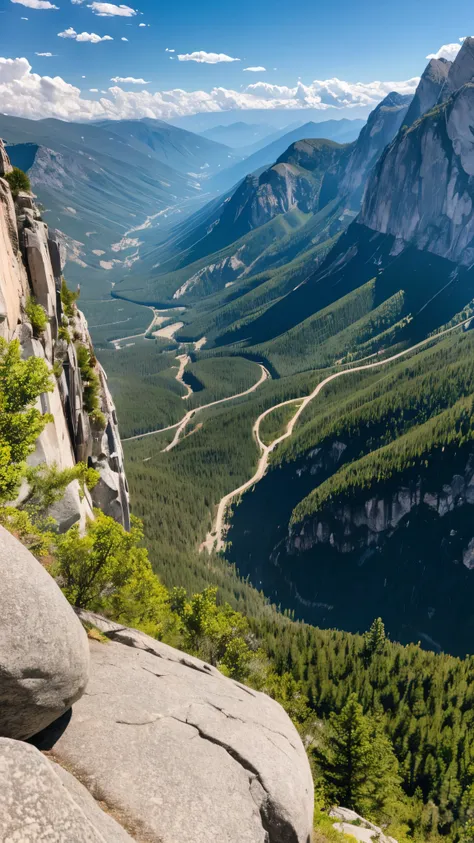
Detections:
[315, 694, 373, 810]
[315, 694, 402, 817]
[363, 617, 386, 662]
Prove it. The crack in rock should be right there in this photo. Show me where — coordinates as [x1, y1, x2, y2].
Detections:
[166, 715, 296, 842]
[115, 715, 162, 727]
[141, 666, 167, 679]
[204, 701, 246, 722]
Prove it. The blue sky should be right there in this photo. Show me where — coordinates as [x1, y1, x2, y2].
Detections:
[0, 0, 472, 122]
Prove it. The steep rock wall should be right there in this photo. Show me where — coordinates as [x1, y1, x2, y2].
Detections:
[288, 446, 474, 568]
[359, 38, 474, 266]
[0, 141, 129, 531]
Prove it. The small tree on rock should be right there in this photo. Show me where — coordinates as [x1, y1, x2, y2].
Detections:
[5, 167, 31, 198]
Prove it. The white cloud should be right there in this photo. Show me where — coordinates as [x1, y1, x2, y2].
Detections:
[121, 36, 128, 40]
[111, 75, 150, 83]
[58, 27, 113, 41]
[11, 0, 58, 8]
[165, 47, 174, 52]
[88, 2, 136, 15]
[35, 51, 55, 55]
[138, 21, 145, 26]
[426, 43, 462, 61]
[178, 51, 240, 64]
[89, 87, 98, 91]
[243, 66, 266, 72]
[0, 56, 420, 122]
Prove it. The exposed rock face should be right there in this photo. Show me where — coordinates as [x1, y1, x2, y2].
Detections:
[289, 454, 474, 563]
[404, 58, 451, 127]
[215, 138, 347, 237]
[36, 611, 314, 843]
[0, 140, 129, 530]
[340, 91, 412, 204]
[0, 739, 134, 842]
[0, 139, 12, 176]
[359, 38, 474, 266]
[0, 526, 89, 741]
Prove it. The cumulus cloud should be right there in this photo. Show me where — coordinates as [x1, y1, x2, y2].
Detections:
[243, 66, 266, 72]
[121, 37, 128, 40]
[178, 51, 240, 63]
[35, 51, 55, 55]
[138, 21, 145, 26]
[58, 27, 113, 41]
[11, 0, 58, 8]
[165, 47, 175, 52]
[0, 57, 420, 123]
[88, 2, 136, 15]
[89, 87, 98, 91]
[111, 75, 150, 83]
[426, 43, 462, 61]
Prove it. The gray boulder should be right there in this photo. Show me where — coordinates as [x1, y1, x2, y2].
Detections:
[38, 611, 314, 843]
[0, 738, 135, 841]
[0, 526, 89, 740]
[330, 807, 398, 843]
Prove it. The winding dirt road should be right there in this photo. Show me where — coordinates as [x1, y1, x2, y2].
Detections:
[201, 320, 473, 553]
[175, 354, 193, 399]
[121, 362, 270, 446]
[162, 363, 270, 453]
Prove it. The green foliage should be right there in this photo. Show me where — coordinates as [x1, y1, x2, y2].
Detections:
[25, 297, 48, 337]
[25, 462, 99, 514]
[53, 512, 148, 609]
[170, 585, 254, 679]
[52, 360, 63, 379]
[259, 400, 301, 446]
[60, 279, 80, 319]
[315, 694, 402, 817]
[363, 618, 386, 663]
[76, 343, 101, 416]
[90, 409, 107, 430]
[264, 671, 312, 726]
[248, 283, 406, 376]
[5, 166, 31, 198]
[58, 326, 72, 343]
[0, 338, 53, 502]
[0, 506, 54, 556]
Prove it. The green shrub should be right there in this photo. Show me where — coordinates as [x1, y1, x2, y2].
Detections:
[25, 462, 99, 515]
[52, 360, 63, 379]
[5, 167, 31, 198]
[0, 338, 53, 503]
[25, 297, 48, 337]
[58, 326, 71, 343]
[90, 409, 107, 430]
[61, 279, 80, 318]
[76, 343, 101, 415]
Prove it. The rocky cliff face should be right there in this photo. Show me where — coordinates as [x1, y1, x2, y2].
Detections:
[403, 58, 451, 127]
[288, 451, 474, 565]
[359, 38, 474, 266]
[339, 91, 412, 204]
[0, 141, 129, 531]
[216, 138, 348, 235]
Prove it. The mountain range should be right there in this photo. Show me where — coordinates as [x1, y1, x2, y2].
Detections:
[107, 37, 474, 655]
